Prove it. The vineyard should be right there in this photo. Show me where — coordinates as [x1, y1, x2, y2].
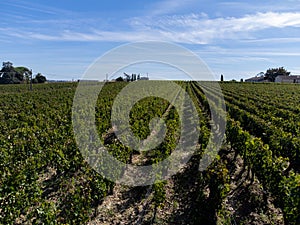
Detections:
[0, 81, 299, 224]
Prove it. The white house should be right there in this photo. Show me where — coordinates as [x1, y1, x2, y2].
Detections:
[245, 76, 265, 82]
[275, 75, 300, 83]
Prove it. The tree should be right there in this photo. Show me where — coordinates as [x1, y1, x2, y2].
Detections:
[220, 74, 224, 82]
[33, 73, 46, 83]
[257, 72, 265, 77]
[131, 74, 137, 81]
[116, 76, 124, 82]
[265, 67, 290, 82]
[123, 73, 131, 82]
[0, 62, 25, 84]
[15, 66, 31, 83]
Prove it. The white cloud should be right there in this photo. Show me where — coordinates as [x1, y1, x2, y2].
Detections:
[2, 11, 300, 44]
[197, 45, 300, 57]
[217, 1, 300, 14]
[124, 11, 300, 44]
[148, 0, 198, 16]
[2, 0, 73, 16]
[242, 37, 300, 43]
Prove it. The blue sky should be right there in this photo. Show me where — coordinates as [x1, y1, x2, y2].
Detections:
[1, 0, 300, 81]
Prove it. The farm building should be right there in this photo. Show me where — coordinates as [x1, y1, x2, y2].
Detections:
[245, 76, 265, 82]
[139, 76, 149, 80]
[275, 75, 300, 83]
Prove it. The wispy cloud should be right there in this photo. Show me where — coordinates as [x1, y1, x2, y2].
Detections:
[3, 11, 300, 44]
[147, 0, 198, 16]
[133, 11, 300, 43]
[217, 1, 300, 14]
[198, 45, 300, 57]
[242, 37, 300, 43]
[6, 30, 158, 42]
[1, 0, 73, 16]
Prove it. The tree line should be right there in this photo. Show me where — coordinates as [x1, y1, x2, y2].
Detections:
[0, 61, 46, 84]
[264, 67, 291, 82]
[221, 67, 291, 82]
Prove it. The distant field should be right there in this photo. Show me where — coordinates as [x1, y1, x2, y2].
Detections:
[0, 82, 299, 224]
